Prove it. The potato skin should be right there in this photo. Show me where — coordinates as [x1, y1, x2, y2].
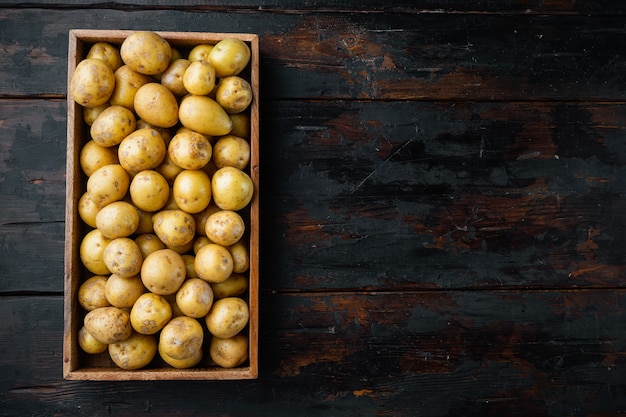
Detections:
[109, 332, 157, 370]
[84, 306, 133, 344]
[95, 200, 140, 239]
[130, 292, 173, 334]
[109, 65, 152, 111]
[70, 58, 115, 107]
[78, 326, 109, 354]
[140, 248, 187, 295]
[152, 209, 196, 247]
[194, 243, 233, 284]
[211, 166, 254, 211]
[87, 164, 130, 208]
[159, 316, 204, 360]
[205, 297, 249, 339]
[134, 83, 179, 128]
[208, 38, 250, 78]
[205, 210, 245, 247]
[120, 31, 171, 75]
[178, 95, 233, 137]
[90, 105, 137, 147]
[78, 275, 110, 311]
[118, 128, 166, 173]
[209, 333, 249, 368]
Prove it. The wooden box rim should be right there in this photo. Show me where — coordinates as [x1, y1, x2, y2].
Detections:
[64, 29, 259, 381]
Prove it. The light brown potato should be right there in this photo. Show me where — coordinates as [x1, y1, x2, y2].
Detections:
[87, 164, 130, 208]
[109, 332, 157, 370]
[78, 192, 100, 228]
[209, 333, 248, 369]
[135, 233, 166, 259]
[159, 343, 203, 369]
[103, 237, 143, 278]
[176, 278, 214, 318]
[193, 236, 212, 254]
[192, 203, 222, 237]
[118, 128, 166, 173]
[178, 95, 232, 137]
[173, 169, 212, 214]
[211, 273, 248, 299]
[129, 170, 170, 212]
[208, 38, 250, 78]
[134, 83, 179, 128]
[205, 210, 245, 247]
[182, 254, 198, 279]
[168, 130, 212, 170]
[156, 152, 184, 185]
[90, 105, 137, 147]
[229, 112, 250, 139]
[130, 292, 173, 334]
[80, 140, 119, 177]
[140, 248, 186, 295]
[211, 166, 254, 211]
[211, 135, 250, 170]
[84, 306, 133, 344]
[86, 42, 123, 72]
[105, 273, 146, 308]
[188, 44, 214, 62]
[215, 76, 252, 114]
[109, 65, 152, 111]
[194, 243, 233, 284]
[159, 316, 204, 360]
[135, 208, 155, 235]
[83, 102, 110, 126]
[228, 240, 250, 274]
[120, 31, 171, 75]
[80, 229, 112, 275]
[95, 200, 140, 239]
[78, 275, 110, 311]
[70, 58, 115, 107]
[136, 120, 173, 146]
[152, 209, 196, 247]
[205, 297, 249, 339]
[165, 240, 195, 256]
[160, 58, 191, 96]
[182, 60, 216, 96]
[78, 325, 108, 354]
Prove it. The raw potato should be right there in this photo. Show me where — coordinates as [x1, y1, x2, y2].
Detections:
[182, 59, 216, 95]
[211, 273, 248, 299]
[211, 166, 254, 211]
[152, 209, 196, 247]
[135, 233, 166, 259]
[208, 38, 251, 78]
[86, 42, 123, 72]
[192, 203, 222, 237]
[84, 306, 133, 344]
[118, 128, 166, 173]
[209, 333, 249, 369]
[194, 243, 233, 284]
[229, 112, 250, 139]
[109, 332, 157, 370]
[215, 76, 252, 114]
[173, 169, 212, 214]
[168, 130, 212, 170]
[120, 31, 171, 75]
[90, 105, 137, 147]
[95, 200, 140, 239]
[228, 240, 250, 273]
[83, 102, 110, 126]
[160, 59, 191, 96]
[156, 152, 184, 184]
[80, 229, 112, 275]
[178, 95, 233, 137]
[105, 273, 146, 308]
[80, 140, 119, 177]
[87, 164, 130, 208]
[109, 65, 152, 111]
[188, 44, 214, 62]
[130, 292, 173, 334]
[205, 297, 249, 339]
[129, 170, 170, 212]
[211, 135, 250, 170]
[205, 210, 245, 247]
[159, 343, 203, 369]
[102, 237, 143, 278]
[78, 192, 100, 228]
[70, 58, 115, 107]
[159, 316, 204, 360]
[140, 249, 186, 295]
[134, 83, 179, 128]
[176, 278, 214, 318]
[78, 275, 110, 311]
[78, 326, 108, 354]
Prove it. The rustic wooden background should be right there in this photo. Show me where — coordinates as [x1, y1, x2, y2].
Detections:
[2, 1, 626, 416]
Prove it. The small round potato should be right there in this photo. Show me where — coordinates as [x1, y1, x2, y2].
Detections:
[156, 152, 184, 184]
[120, 31, 172, 75]
[109, 65, 152, 111]
[173, 169, 212, 214]
[135, 208, 156, 235]
[168, 130, 212, 170]
[209, 333, 249, 369]
[78, 275, 110, 311]
[103, 237, 143, 278]
[179, 95, 233, 137]
[215, 76, 252, 114]
[165, 240, 195, 256]
[159, 316, 204, 360]
[193, 236, 212, 254]
[208, 38, 251, 78]
[80, 140, 119, 177]
[211, 273, 248, 300]
[181, 254, 198, 279]
[192, 203, 222, 237]
[159, 343, 203, 369]
[182, 60, 216, 96]
[86, 42, 123, 72]
[109, 332, 158, 370]
[134, 83, 179, 128]
[78, 325, 108, 354]
[78, 192, 100, 228]
[87, 164, 130, 208]
[205, 297, 249, 339]
[228, 240, 250, 273]
[194, 243, 233, 284]
[105, 273, 146, 308]
[176, 278, 214, 318]
[211, 166, 254, 211]
[152, 209, 196, 247]
[229, 112, 250, 139]
[118, 128, 166, 173]
[70, 58, 115, 108]
[160, 58, 191, 96]
[211, 135, 250, 170]
[135, 233, 166, 259]
[130, 292, 173, 334]
[95, 200, 140, 239]
[84, 306, 133, 344]
[140, 249, 186, 295]
[83, 102, 110, 126]
[80, 229, 112, 275]
[205, 210, 245, 247]
[129, 170, 170, 212]
[188, 44, 214, 62]
[90, 105, 137, 147]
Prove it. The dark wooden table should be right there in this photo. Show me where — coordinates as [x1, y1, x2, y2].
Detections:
[2, 1, 626, 415]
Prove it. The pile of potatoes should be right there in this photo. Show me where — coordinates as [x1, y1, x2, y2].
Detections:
[70, 31, 255, 370]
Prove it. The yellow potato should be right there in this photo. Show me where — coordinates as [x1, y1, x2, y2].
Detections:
[158, 316, 204, 360]
[192, 202, 222, 237]
[83, 102, 110, 126]
[173, 169, 212, 214]
[211, 273, 248, 300]
[78, 192, 100, 228]
[109, 332, 157, 370]
[130, 292, 173, 334]
[78, 275, 110, 311]
[188, 44, 214, 62]
[205, 210, 245, 247]
[140, 248, 186, 295]
[209, 333, 248, 369]
[129, 170, 170, 212]
[80, 229, 112, 275]
[90, 105, 137, 147]
[211, 166, 254, 211]
[79, 140, 119, 177]
[165, 240, 195, 256]
[152, 209, 197, 247]
[120, 31, 171, 75]
[136, 119, 173, 146]
[215, 76, 252, 114]
[211, 135, 250, 170]
[135, 207, 155, 234]
[178, 95, 232, 137]
[176, 278, 214, 318]
[182, 60, 216, 96]
[109, 65, 152, 111]
[205, 297, 249, 339]
[84, 306, 133, 344]
[159, 343, 203, 369]
[95, 200, 140, 239]
[181, 254, 198, 279]
[160, 58, 191, 96]
[105, 273, 146, 308]
[118, 128, 166, 173]
[228, 240, 250, 273]
[193, 236, 212, 254]
[102, 237, 143, 278]
[208, 38, 251, 78]
[87, 164, 130, 208]
[86, 42, 123, 72]
[78, 325, 108, 354]
[69, 58, 115, 107]
[229, 112, 250, 139]
[156, 152, 184, 184]
[134, 83, 179, 128]
[168, 129, 212, 170]
[194, 243, 233, 284]
[135, 233, 166, 259]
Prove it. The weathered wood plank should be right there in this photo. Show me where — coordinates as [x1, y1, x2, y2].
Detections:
[3, 9, 626, 100]
[1, 292, 625, 416]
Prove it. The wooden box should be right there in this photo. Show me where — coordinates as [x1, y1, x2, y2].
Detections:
[64, 30, 259, 380]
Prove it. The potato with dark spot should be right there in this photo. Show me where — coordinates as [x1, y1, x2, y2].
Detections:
[109, 65, 152, 111]
[69, 58, 115, 107]
[102, 237, 143, 278]
[159, 316, 203, 360]
[209, 333, 248, 369]
[84, 306, 133, 344]
[87, 164, 130, 208]
[120, 31, 171, 75]
[78, 326, 108, 354]
[173, 169, 212, 214]
[129, 169, 170, 212]
[205, 210, 245, 247]
[90, 105, 137, 148]
[95, 200, 140, 239]
[215, 76, 252, 114]
[86, 42, 123, 72]
[118, 127, 166, 173]
[105, 273, 146, 308]
[134, 83, 179, 128]
[168, 130, 212, 170]
[194, 243, 233, 284]
[140, 248, 186, 295]
[79, 140, 119, 177]
[152, 209, 196, 247]
[130, 292, 172, 334]
[109, 332, 157, 370]
[78, 275, 110, 311]
[205, 296, 249, 338]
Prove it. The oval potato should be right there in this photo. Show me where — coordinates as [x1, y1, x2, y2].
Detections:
[84, 306, 133, 344]
[179, 95, 232, 137]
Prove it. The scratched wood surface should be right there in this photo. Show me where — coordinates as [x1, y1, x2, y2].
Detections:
[2, 2, 626, 416]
